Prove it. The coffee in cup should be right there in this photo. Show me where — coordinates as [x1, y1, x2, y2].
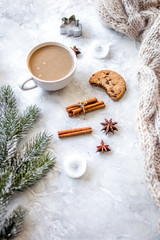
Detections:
[28, 45, 73, 81]
[20, 42, 77, 91]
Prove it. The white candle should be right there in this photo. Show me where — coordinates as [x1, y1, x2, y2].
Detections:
[90, 40, 109, 59]
[63, 155, 87, 178]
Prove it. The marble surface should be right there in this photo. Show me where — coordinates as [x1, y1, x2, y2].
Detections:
[0, 0, 159, 239]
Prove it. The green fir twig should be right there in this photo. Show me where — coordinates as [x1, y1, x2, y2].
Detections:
[0, 206, 26, 240]
[0, 85, 56, 239]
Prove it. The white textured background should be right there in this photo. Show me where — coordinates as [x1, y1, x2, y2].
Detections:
[0, 0, 159, 239]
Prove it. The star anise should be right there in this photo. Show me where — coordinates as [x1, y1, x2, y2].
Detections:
[96, 140, 111, 153]
[71, 46, 81, 56]
[101, 118, 118, 134]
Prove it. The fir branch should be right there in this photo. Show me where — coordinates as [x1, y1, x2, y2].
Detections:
[13, 152, 55, 191]
[0, 85, 56, 239]
[0, 169, 14, 199]
[0, 206, 26, 240]
[11, 132, 55, 191]
[0, 85, 19, 138]
[0, 85, 17, 112]
[23, 132, 52, 161]
[0, 87, 40, 168]
[18, 105, 40, 139]
[0, 198, 7, 232]
[0, 86, 20, 167]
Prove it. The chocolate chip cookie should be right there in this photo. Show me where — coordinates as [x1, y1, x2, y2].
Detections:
[89, 70, 126, 101]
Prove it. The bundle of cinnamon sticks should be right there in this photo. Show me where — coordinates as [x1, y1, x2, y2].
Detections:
[58, 127, 92, 138]
[66, 97, 105, 117]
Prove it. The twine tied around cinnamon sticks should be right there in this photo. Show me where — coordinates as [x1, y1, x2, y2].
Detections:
[75, 101, 88, 115]
[66, 97, 105, 117]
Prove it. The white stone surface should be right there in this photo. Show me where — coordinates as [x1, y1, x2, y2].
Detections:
[0, 0, 159, 239]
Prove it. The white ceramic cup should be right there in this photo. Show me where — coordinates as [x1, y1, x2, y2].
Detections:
[20, 42, 77, 91]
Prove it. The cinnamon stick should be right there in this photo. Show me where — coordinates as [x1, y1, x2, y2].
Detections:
[58, 127, 92, 138]
[72, 101, 105, 115]
[68, 112, 73, 117]
[67, 106, 79, 113]
[84, 104, 105, 113]
[66, 97, 98, 111]
[58, 127, 92, 135]
[69, 104, 106, 117]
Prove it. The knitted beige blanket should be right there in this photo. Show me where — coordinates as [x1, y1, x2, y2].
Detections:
[96, 0, 160, 221]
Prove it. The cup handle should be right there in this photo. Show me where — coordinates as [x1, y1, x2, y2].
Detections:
[20, 77, 38, 91]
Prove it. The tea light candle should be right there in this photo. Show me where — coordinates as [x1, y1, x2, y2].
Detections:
[63, 155, 87, 178]
[90, 40, 109, 59]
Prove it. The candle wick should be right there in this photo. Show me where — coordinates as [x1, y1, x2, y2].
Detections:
[70, 161, 79, 170]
